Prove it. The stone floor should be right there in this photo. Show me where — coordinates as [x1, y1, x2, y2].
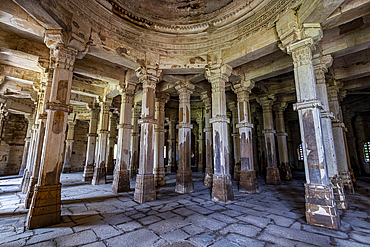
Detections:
[0, 172, 370, 247]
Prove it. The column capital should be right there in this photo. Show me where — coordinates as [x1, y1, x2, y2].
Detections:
[312, 54, 333, 85]
[51, 44, 78, 72]
[259, 96, 275, 111]
[175, 82, 195, 95]
[136, 67, 161, 87]
[205, 64, 232, 84]
[273, 101, 288, 115]
[118, 82, 136, 96]
[227, 102, 237, 113]
[233, 80, 255, 95]
[201, 91, 212, 108]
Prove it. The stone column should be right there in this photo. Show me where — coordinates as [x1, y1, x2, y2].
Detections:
[82, 104, 99, 182]
[286, 31, 339, 229]
[313, 55, 348, 209]
[256, 110, 266, 176]
[206, 64, 234, 202]
[19, 114, 34, 176]
[193, 123, 199, 167]
[92, 97, 111, 185]
[62, 121, 76, 173]
[175, 82, 194, 194]
[27, 41, 77, 229]
[134, 68, 159, 203]
[107, 112, 118, 175]
[166, 110, 177, 173]
[274, 102, 292, 181]
[153, 93, 170, 186]
[130, 102, 141, 178]
[234, 80, 258, 193]
[196, 114, 204, 172]
[201, 92, 213, 186]
[260, 96, 281, 185]
[228, 102, 241, 181]
[112, 84, 135, 193]
[328, 86, 354, 193]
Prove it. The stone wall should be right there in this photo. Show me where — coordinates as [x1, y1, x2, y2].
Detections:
[70, 120, 89, 171]
[0, 113, 27, 176]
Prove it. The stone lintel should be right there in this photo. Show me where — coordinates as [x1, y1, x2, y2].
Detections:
[209, 116, 230, 124]
[293, 100, 323, 111]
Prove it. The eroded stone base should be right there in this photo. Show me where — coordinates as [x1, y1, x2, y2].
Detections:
[154, 167, 166, 187]
[112, 170, 130, 193]
[305, 183, 340, 229]
[233, 162, 241, 181]
[239, 170, 258, 193]
[25, 177, 38, 209]
[212, 174, 234, 203]
[330, 175, 348, 210]
[204, 172, 213, 187]
[279, 162, 292, 181]
[266, 167, 281, 185]
[175, 170, 194, 194]
[134, 174, 156, 203]
[92, 167, 106, 185]
[27, 184, 61, 230]
[167, 165, 176, 173]
[82, 164, 94, 182]
[340, 171, 354, 194]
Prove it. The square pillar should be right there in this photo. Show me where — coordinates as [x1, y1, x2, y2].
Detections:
[83, 104, 99, 182]
[201, 92, 213, 186]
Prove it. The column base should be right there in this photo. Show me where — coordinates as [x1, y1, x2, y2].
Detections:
[167, 164, 176, 173]
[330, 175, 348, 210]
[112, 170, 130, 193]
[62, 166, 71, 173]
[130, 167, 138, 179]
[305, 183, 340, 229]
[233, 162, 241, 181]
[266, 167, 281, 185]
[212, 174, 234, 203]
[239, 170, 258, 193]
[175, 170, 194, 194]
[154, 167, 166, 187]
[106, 162, 114, 176]
[22, 172, 31, 194]
[134, 174, 156, 203]
[26, 184, 62, 230]
[25, 177, 38, 209]
[340, 171, 354, 194]
[279, 162, 292, 181]
[204, 171, 213, 187]
[82, 164, 94, 182]
[198, 164, 204, 172]
[92, 167, 106, 185]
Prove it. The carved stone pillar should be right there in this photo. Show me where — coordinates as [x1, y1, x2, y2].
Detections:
[283, 25, 340, 228]
[19, 114, 34, 176]
[206, 64, 234, 202]
[27, 40, 77, 229]
[166, 111, 177, 173]
[201, 92, 213, 186]
[196, 114, 204, 172]
[21, 119, 38, 193]
[274, 102, 292, 181]
[107, 112, 118, 175]
[134, 68, 160, 203]
[62, 121, 76, 173]
[234, 80, 258, 193]
[83, 105, 99, 182]
[228, 102, 241, 181]
[92, 97, 111, 185]
[154, 93, 170, 186]
[313, 55, 348, 209]
[260, 96, 281, 185]
[130, 102, 141, 178]
[112, 84, 135, 193]
[328, 86, 354, 193]
[256, 110, 265, 176]
[193, 123, 199, 167]
[175, 82, 194, 194]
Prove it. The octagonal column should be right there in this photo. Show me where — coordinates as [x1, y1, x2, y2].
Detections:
[206, 65, 234, 202]
[83, 104, 99, 182]
[287, 36, 339, 229]
[201, 92, 213, 186]
[130, 102, 141, 178]
[175, 82, 194, 194]
[107, 112, 118, 175]
[196, 113, 204, 172]
[19, 114, 34, 176]
[260, 96, 281, 185]
[154, 92, 170, 186]
[328, 86, 354, 193]
[234, 80, 258, 193]
[228, 102, 241, 181]
[134, 68, 160, 203]
[92, 97, 112, 185]
[274, 102, 292, 181]
[112, 84, 135, 193]
[62, 121, 76, 173]
[27, 42, 77, 229]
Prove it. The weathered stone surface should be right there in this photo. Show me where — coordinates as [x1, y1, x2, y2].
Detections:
[106, 229, 159, 247]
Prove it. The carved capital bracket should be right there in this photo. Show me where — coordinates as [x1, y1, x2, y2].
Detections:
[205, 64, 232, 84]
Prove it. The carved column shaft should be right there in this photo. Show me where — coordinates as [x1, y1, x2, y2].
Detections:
[196, 115, 204, 172]
[107, 112, 118, 175]
[130, 102, 141, 178]
[19, 114, 34, 176]
[175, 83, 194, 194]
[202, 92, 213, 186]
[228, 102, 241, 181]
[62, 121, 76, 173]
[167, 117, 176, 172]
[82, 106, 99, 182]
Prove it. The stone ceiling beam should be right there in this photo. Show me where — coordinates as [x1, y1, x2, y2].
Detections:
[0, 96, 34, 114]
[71, 79, 105, 97]
[298, 0, 346, 24]
[0, 47, 42, 72]
[69, 93, 95, 105]
[334, 61, 370, 81]
[0, 64, 41, 84]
